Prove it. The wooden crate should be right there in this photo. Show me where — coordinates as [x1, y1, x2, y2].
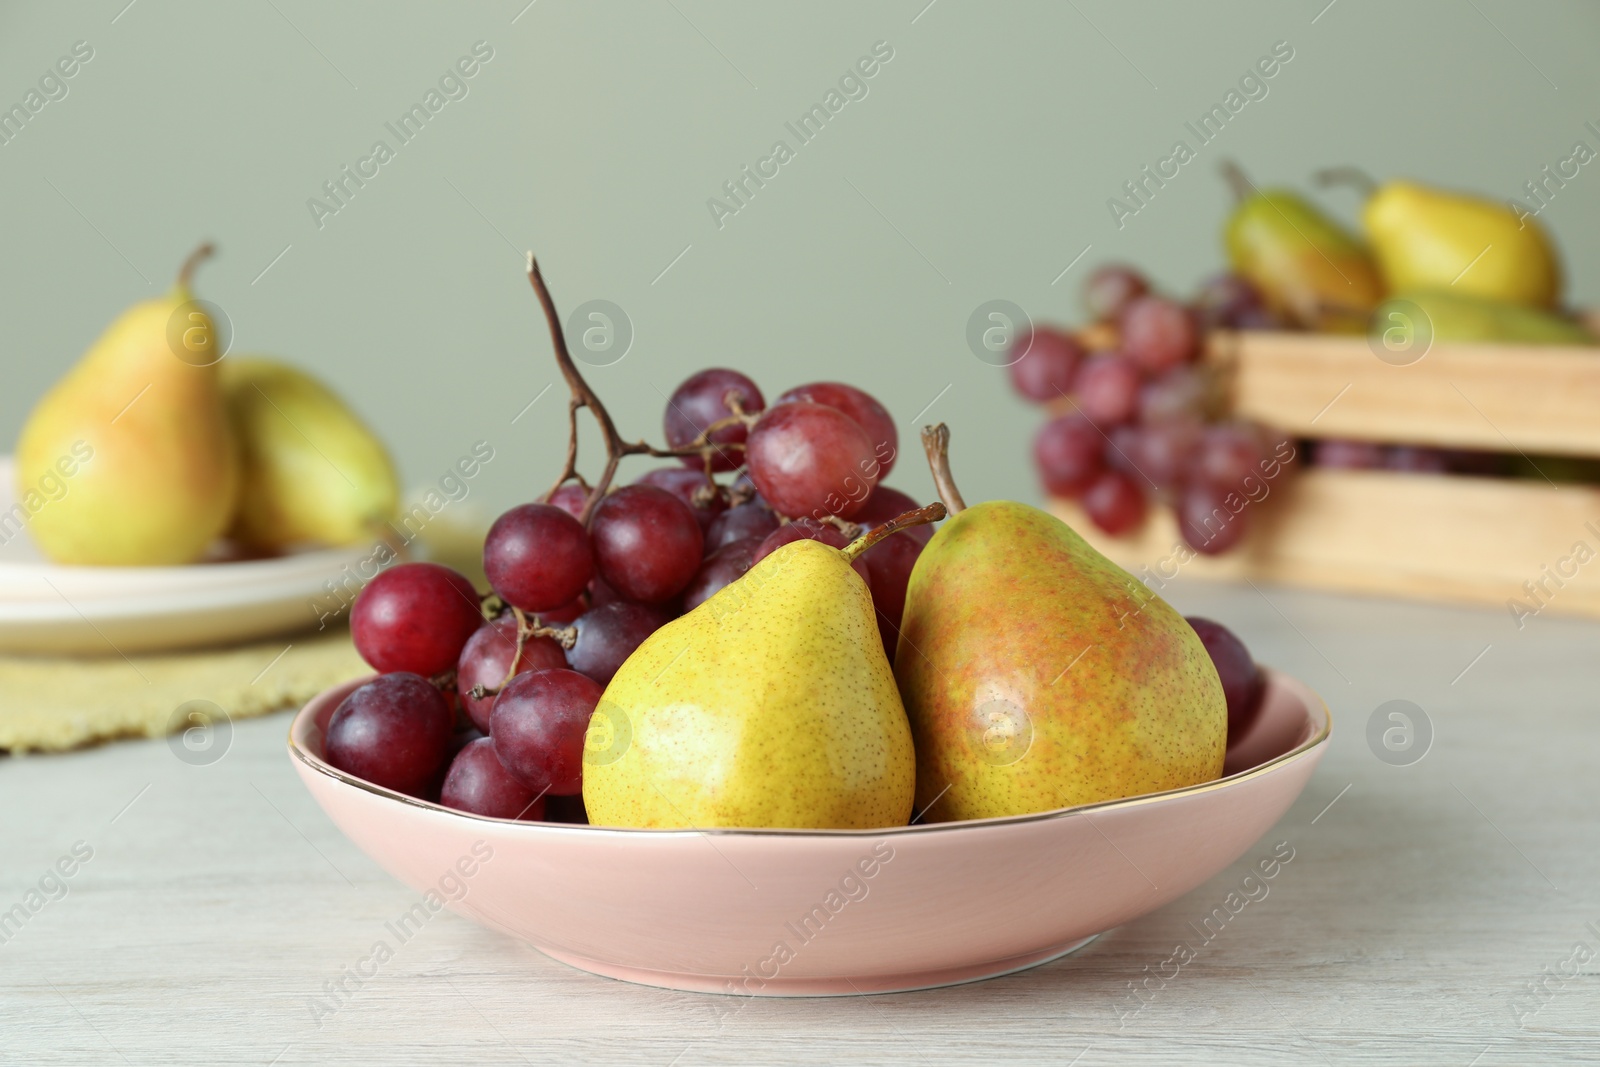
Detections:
[1206, 331, 1600, 456]
[1052, 331, 1600, 620]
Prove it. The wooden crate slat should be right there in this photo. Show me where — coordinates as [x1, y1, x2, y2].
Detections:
[1207, 331, 1600, 458]
[1050, 468, 1600, 620]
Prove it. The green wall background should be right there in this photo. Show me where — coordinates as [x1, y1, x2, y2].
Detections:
[3, 1, 1596, 522]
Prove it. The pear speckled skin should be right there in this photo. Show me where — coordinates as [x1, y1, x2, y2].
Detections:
[895, 500, 1225, 822]
[16, 287, 239, 565]
[582, 538, 915, 830]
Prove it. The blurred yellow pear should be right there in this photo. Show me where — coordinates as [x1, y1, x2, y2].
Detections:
[15, 244, 240, 565]
[222, 358, 399, 551]
[1321, 169, 1562, 308]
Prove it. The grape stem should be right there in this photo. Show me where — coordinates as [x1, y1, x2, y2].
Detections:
[529, 620, 578, 649]
[726, 476, 757, 506]
[525, 254, 745, 526]
[480, 606, 579, 698]
[818, 515, 864, 538]
[842, 502, 947, 562]
[498, 605, 534, 693]
[921, 424, 967, 514]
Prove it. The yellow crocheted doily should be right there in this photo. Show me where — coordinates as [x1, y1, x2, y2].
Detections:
[0, 515, 488, 753]
[0, 627, 369, 753]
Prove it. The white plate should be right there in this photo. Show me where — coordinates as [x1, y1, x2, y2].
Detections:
[0, 456, 393, 655]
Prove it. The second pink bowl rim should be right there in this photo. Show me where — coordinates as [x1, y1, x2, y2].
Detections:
[288, 667, 1331, 839]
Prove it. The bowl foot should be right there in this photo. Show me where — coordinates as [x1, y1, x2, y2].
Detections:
[538, 933, 1103, 997]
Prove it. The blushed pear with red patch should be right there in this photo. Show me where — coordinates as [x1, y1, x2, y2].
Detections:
[896, 434, 1224, 821]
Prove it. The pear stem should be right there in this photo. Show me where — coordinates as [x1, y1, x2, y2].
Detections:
[1313, 166, 1378, 198]
[842, 502, 946, 562]
[1218, 159, 1255, 203]
[177, 242, 215, 289]
[524, 254, 738, 526]
[920, 423, 967, 514]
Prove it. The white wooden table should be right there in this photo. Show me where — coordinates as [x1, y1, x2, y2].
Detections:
[3, 581, 1597, 1065]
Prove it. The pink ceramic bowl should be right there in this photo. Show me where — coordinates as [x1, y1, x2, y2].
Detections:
[288, 669, 1329, 996]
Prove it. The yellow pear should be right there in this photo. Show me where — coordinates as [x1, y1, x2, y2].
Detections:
[222, 357, 399, 551]
[582, 530, 926, 830]
[1321, 169, 1562, 308]
[15, 245, 239, 565]
[1221, 161, 1384, 332]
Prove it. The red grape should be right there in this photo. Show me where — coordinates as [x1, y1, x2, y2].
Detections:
[1192, 273, 1266, 331]
[440, 737, 548, 820]
[1385, 445, 1449, 473]
[324, 673, 455, 797]
[351, 563, 483, 676]
[704, 501, 780, 552]
[634, 467, 728, 534]
[682, 537, 762, 612]
[1120, 296, 1198, 375]
[587, 575, 622, 610]
[545, 483, 590, 520]
[1233, 306, 1288, 330]
[1033, 414, 1105, 497]
[1440, 449, 1505, 476]
[745, 401, 878, 520]
[456, 614, 568, 732]
[853, 485, 933, 546]
[753, 519, 872, 585]
[1262, 429, 1300, 476]
[1081, 469, 1148, 535]
[1179, 482, 1249, 555]
[566, 601, 671, 686]
[447, 726, 485, 762]
[776, 382, 899, 479]
[538, 596, 588, 625]
[590, 485, 704, 603]
[1007, 327, 1084, 403]
[1186, 616, 1264, 740]
[729, 470, 760, 499]
[1137, 367, 1210, 426]
[544, 794, 590, 824]
[1105, 424, 1142, 475]
[1073, 354, 1140, 426]
[483, 503, 595, 613]
[1084, 264, 1148, 321]
[1195, 423, 1265, 491]
[1312, 439, 1385, 470]
[861, 528, 924, 664]
[490, 668, 604, 795]
[1129, 421, 1201, 492]
[664, 369, 764, 473]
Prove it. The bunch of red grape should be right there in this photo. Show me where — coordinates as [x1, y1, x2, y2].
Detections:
[1309, 439, 1505, 475]
[319, 370, 931, 819]
[1016, 264, 1295, 555]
